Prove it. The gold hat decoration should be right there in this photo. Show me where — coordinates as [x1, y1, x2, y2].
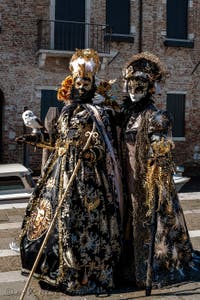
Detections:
[69, 48, 100, 81]
[57, 48, 100, 102]
[123, 52, 167, 83]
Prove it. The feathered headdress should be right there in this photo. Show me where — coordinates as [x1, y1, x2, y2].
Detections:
[69, 48, 100, 81]
[122, 52, 167, 94]
[57, 48, 100, 102]
[123, 52, 167, 83]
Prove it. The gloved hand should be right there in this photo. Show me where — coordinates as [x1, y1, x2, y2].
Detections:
[15, 134, 39, 145]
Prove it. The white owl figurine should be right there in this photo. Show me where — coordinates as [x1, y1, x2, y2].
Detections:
[22, 110, 46, 134]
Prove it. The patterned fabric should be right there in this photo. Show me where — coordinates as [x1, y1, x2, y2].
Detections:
[20, 103, 121, 295]
[119, 97, 200, 288]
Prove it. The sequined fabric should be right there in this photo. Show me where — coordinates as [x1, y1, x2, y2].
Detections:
[120, 97, 200, 288]
[20, 103, 121, 295]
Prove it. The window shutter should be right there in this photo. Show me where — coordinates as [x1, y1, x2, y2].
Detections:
[167, 93, 185, 137]
[41, 90, 64, 122]
[54, 0, 85, 50]
[167, 0, 188, 39]
[106, 0, 130, 34]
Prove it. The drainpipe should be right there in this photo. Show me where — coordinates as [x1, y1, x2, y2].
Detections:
[138, 0, 143, 52]
[23, 106, 29, 167]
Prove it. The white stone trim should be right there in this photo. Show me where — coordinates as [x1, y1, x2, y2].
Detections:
[172, 137, 186, 142]
[188, 33, 194, 40]
[167, 91, 187, 95]
[34, 86, 59, 99]
[0, 249, 19, 257]
[189, 230, 200, 238]
[189, 0, 193, 8]
[130, 25, 136, 35]
[0, 203, 27, 210]
[0, 222, 21, 230]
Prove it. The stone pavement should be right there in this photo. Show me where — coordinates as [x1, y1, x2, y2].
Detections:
[0, 177, 199, 300]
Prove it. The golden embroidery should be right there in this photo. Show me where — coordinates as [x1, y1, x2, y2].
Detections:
[57, 155, 66, 281]
[84, 196, 100, 212]
[58, 147, 68, 156]
[27, 198, 52, 241]
[145, 138, 175, 216]
[46, 177, 55, 189]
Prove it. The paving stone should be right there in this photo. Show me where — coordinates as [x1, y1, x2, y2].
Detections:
[0, 187, 199, 300]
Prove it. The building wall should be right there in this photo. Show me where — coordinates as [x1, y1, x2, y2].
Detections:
[0, 0, 200, 174]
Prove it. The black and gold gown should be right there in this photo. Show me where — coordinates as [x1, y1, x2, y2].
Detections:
[120, 97, 200, 288]
[20, 102, 122, 295]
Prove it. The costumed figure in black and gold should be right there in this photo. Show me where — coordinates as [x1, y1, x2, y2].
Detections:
[17, 49, 122, 295]
[119, 52, 200, 291]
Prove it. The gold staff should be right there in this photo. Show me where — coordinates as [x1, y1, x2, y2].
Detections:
[19, 123, 96, 300]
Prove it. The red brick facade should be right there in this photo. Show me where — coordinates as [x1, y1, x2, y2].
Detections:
[0, 0, 200, 174]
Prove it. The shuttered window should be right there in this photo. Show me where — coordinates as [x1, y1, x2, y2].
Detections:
[41, 90, 64, 121]
[167, 0, 188, 39]
[167, 93, 185, 137]
[165, 0, 194, 47]
[106, 0, 130, 34]
[54, 0, 85, 50]
[106, 0, 133, 42]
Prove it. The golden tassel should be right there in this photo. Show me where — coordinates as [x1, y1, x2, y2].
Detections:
[81, 268, 88, 285]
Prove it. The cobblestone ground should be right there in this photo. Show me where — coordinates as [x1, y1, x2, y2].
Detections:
[0, 177, 199, 300]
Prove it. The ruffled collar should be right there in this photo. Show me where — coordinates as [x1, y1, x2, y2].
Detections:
[122, 96, 155, 114]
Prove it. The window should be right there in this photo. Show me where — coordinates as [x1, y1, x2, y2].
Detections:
[164, 0, 194, 48]
[106, 0, 133, 42]
[40, 90, 64, 121]
[167, 93, 185, 138]
[54, 0, 85, 50]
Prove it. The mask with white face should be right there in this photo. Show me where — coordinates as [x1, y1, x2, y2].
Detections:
[127, 74, 150, 102]
[129, 92, 146, 102]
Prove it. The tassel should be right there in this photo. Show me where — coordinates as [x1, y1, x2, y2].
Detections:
[40, 256, 49, 274]
[81, 268, 88, 285]
[123, 80, 128, 93]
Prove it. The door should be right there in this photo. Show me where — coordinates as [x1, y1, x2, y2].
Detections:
[54, 0, 85, 50]
[40, 90, 64, 122]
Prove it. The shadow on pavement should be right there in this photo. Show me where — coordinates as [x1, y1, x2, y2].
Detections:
[179, 176, 200, 193]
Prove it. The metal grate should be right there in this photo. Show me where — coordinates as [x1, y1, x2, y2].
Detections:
[37, 20, 111, 54]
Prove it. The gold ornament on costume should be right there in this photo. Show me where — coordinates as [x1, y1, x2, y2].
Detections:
[84, 196, 100, 212]
[57, 75, 73, 101]
[96, 79, 115, 97]
[123, 51, 167, 83]
[27, 198, 52, 241]
[69, 48, 100, 81]
[46, 177, 56, 189]
[144, 138, 175, 216]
